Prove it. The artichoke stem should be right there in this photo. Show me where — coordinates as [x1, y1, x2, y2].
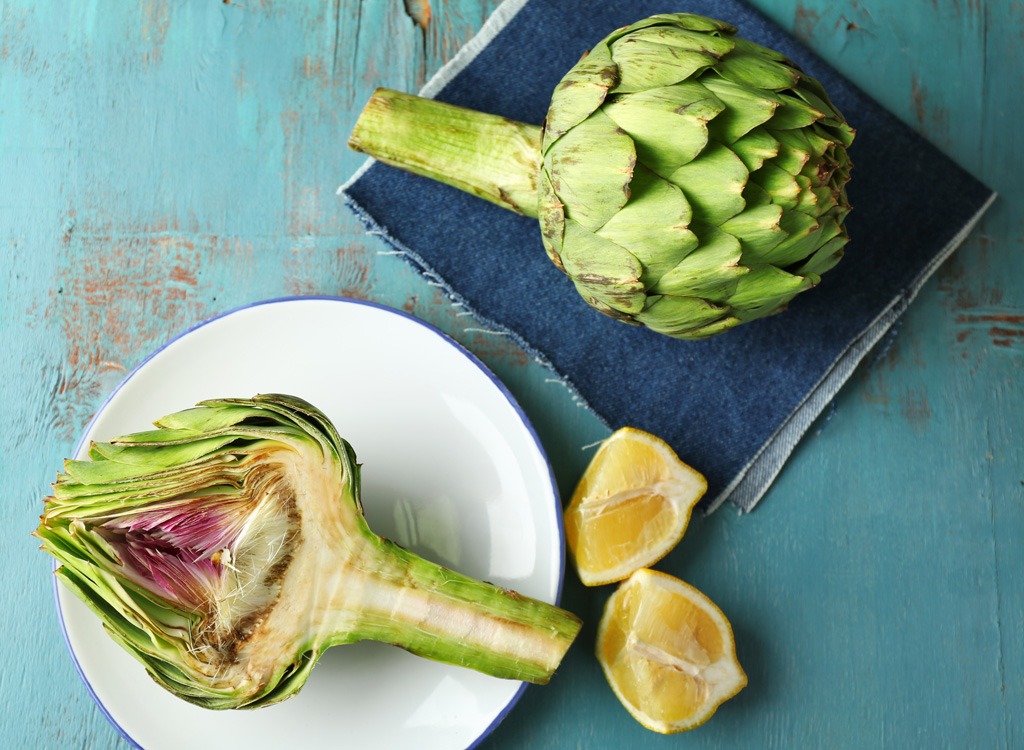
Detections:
[344, 535, 580, 683]
[349, 88, 542, 218]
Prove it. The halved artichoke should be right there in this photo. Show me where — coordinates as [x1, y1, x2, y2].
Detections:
[36, 394, 580, 709]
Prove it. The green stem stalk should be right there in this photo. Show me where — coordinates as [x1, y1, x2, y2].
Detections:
[349, 88, 542, 218]
[338, 534, 578, 683]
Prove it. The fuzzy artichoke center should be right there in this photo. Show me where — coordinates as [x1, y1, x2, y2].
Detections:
[101, 444, 360, 693]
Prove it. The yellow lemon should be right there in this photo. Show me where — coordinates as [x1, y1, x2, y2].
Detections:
[564, 427, 706, 586]
[596, 568, 747, 733]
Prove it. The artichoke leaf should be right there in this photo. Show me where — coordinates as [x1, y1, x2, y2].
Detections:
[155, 405, 270, 432]
[817, 184, 843, 216]
[62, 456, 181, 486]
[720, 204, 787, 257]
[37, 523, 117, 569]
[827, 118, 857, 148]
[610, 37, 721, 93]
[101, 427, 213, 445]
[729, 127, 780, 171]
[51, 483, 246, 523]
[769, 92, 826, 130]
[603, 81, 724, 175]
[702, 77, 782, 142]
[105, 420, 304, 448]
[669, 142, 748, 226]
[774, 126, 832, 160]
[793, 82, 849, 129]
[799, 147, 842, 189]
[652, 225, 748, 300]
[740, 180, 773, 208]
[729, 265, 817, 319]
[742, 210, 818, 266]
[765, 214, 841, 268]
[571, 284, 641, 323]
[634, 294, 736, 337]
[53, 565, 175, 656]
[806, 104, 856, 148]
[750, 162, 800, 210]
[620, 25, 735, 57]
[715, 46, 802, 92]
[561, 219, 645, 315]
[769, 136, 812, 177]
[634, 13, 737, 34]
[543, 43, 618, 145]
[52, 461, 242, 504]
[596, 166, 698, 283]
[682, 315, 744, 339]
[791, 233, 848, 276]
[538, 168, 567, 268]
[546, 109, 635, 231]
[730, 36, 790, 62]
[89, 435, 240, 468]
[795, 182, 836, 216]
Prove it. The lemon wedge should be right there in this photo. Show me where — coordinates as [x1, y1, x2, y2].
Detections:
[564, 427, 706, 586]
[596, 568, 747, 733]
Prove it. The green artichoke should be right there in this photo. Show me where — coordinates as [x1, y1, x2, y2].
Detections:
[348, 13, 854, 339]
[36, 394, 580, 709]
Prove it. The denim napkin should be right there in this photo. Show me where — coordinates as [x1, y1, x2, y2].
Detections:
[341, 0, 995, 512]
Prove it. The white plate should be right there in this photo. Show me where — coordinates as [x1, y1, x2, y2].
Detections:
[55, 297, 566, 750]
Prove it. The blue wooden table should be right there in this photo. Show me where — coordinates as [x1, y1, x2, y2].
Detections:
[2, 1, 1020, 747]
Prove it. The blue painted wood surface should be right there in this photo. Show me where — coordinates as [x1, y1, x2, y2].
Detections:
[1, 1, 1020, 747]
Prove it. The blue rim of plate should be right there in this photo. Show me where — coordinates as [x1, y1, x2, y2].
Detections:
[52, 295, 567, 750]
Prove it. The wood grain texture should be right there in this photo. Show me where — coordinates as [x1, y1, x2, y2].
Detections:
[1, 1, 1020, 747]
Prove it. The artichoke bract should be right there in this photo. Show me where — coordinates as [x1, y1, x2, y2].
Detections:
[36, 394, 581, 709]
[349, 13, 854, 339]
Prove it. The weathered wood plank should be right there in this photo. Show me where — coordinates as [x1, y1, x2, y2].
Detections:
[1, 1, 1020, 748]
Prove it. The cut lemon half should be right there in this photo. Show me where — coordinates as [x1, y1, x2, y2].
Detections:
[596, 568, 747, 734]
[564, 427, 707, 586]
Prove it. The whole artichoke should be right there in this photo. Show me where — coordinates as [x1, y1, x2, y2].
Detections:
[348, 13, 854, 340]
